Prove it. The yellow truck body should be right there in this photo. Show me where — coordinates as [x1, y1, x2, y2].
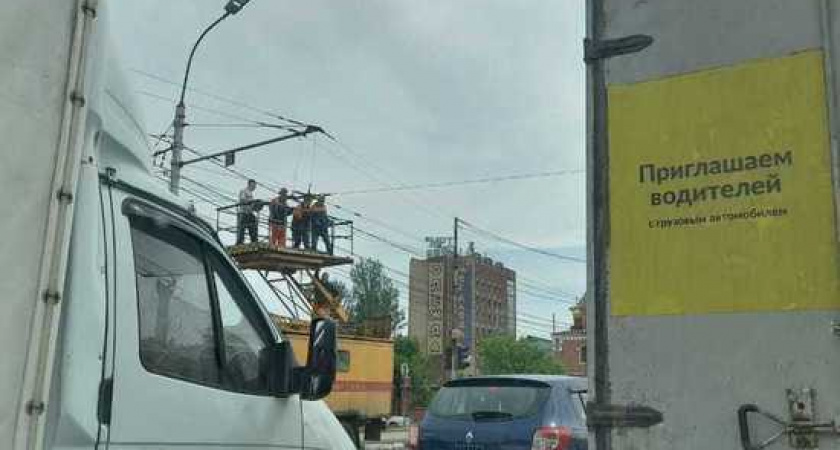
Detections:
[284, 328, 394, 419]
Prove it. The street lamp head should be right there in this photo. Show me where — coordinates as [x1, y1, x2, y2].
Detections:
[224, 0, 251, 15]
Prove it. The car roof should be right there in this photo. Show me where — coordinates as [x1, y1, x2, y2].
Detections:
[444, 374, 587, 390]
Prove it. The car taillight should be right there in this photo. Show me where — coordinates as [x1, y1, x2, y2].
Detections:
[408, 424, 419, 449]
[531, 426, 573, 450]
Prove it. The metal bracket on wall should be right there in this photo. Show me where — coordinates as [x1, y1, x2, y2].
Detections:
[586, 402, 664, 429]
[738, 389, 840, 450]
[583, 35, 654, 63]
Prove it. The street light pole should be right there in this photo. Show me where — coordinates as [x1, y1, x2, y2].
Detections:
[170, 0, 252, 195]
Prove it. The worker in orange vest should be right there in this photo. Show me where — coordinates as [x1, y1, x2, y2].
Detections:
[269, 188, 293, 247]
[291, 194, 313, 250]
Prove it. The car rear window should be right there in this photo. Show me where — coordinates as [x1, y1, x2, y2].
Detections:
[428, 378, 551, 421]
[570, 389, 588, 422]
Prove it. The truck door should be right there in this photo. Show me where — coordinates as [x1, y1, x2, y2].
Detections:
[102, 190, 305, 449]
[587, 0, 840, 449]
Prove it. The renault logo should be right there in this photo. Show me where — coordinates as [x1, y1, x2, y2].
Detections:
[465, 431, 474, 442]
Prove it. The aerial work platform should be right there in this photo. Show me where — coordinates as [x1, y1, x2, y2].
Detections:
[216, 197, 355, 324]
[226, 243, 352, 323]
[228, 242, 354, 273]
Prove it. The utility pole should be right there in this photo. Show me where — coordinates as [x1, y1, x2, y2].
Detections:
[170, 0, 253, 195]
[451, 337, 458, 380]
[449, 329, 463, 381]
[585, 0, 652, 447]
[171, 102, 185, 194]
[451, 217, 460, 382]
[453, 217, 459, 258]
[400, 363, 411, 418]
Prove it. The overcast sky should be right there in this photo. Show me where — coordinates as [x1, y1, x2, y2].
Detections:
[109, 0, 586, 337]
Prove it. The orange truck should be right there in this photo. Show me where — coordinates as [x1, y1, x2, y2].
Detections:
[275, 318, 394, 444]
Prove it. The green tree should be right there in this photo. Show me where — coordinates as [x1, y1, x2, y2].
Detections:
[394, 336, 435, 407]
[347, 258, 405, 334]
[327, 279, 349, 309]
[478, 335, 564, 375]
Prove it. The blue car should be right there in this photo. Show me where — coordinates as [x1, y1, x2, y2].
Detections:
[415, 375, 587, 450]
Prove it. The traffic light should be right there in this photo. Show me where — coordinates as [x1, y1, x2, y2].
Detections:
[456, 345, 470, 369]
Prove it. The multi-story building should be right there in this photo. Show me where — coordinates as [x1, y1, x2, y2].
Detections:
[552, 297, 587, 376]
[408, 237, 516, 382]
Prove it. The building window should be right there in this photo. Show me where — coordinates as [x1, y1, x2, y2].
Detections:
[579, 344, 587, 364]
[337, 350, 350, 372]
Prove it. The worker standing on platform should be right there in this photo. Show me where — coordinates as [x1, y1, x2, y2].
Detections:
[269, 188, 293, 248]
[291, 194, 313, 250]
[310, 195, 333, 254]
[313, 272, 339, 319]
[236, 179, 259, 245]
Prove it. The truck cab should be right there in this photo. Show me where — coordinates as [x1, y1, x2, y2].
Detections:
[1, 1, 354, 448]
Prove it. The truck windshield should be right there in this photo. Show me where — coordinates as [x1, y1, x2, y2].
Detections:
[428, 381, 550, 421]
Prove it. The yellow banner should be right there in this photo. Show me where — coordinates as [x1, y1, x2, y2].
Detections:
[609, 50, 839, 316]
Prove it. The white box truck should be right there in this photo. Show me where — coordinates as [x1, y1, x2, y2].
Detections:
[1, 1, 354, 448]
[586, 0, 840, 449]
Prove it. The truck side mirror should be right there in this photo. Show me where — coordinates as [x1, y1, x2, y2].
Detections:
[298, 318, 338, 401]
[261, 341, 296, 397]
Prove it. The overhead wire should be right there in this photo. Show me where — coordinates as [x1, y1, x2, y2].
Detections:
[314, 135, 455, 222]
[137, 90, 265, 126]
[134, 69, 563, 235]
[328, 263, 570, 337]
[153, 174, 224, 208]
[518, 280, 580, 300]
[306, 145, 585, 296]
[326, 244, 575, 325]
[308, 134, 318, 192]
[332, 169, 585, 196]
[146, 141, 575, 336]
[186, 123, 276, 129]
[146, 91, 571, 274]
[168, 154, 420, 253]
[180, 163, 247, 181]
[172, 170, 582, 308]
[330, 213, 581, 303]
[137, 75, 579, 283]
[457, 228, 584, 300]
[291, 142, 305, 192]
[130, 68, 310, 128]
[328, 202, 425, 246]
[317, 135, 581, 301]
[459, 218, 586, 264]
[151, 122, 174, 157]
[352, 228, 424, 258]
[145, 105, 583, 314]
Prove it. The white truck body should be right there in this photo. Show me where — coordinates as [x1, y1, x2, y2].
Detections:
[587, 1, 840, 449]
[0, 1, 353, 449]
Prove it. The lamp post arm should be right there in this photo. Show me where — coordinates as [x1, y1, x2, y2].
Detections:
[179, 12, 231, 106]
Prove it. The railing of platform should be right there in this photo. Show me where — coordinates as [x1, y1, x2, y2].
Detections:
[215, 200, 354, 256]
